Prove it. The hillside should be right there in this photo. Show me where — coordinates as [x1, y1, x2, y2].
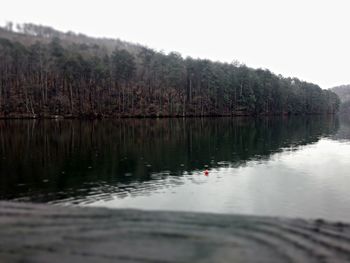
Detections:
[0, 23, 340, 118]
[331, 85, 350, 102]
[0, 23, 141, 54]
[331, 85, 350, 114]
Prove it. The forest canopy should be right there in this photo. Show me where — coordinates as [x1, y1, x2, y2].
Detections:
[0, 23, 340, 118]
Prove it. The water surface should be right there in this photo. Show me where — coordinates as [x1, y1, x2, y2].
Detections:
[1, 116, 350, 221]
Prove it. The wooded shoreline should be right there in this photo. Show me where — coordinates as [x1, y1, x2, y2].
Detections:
[0, 24, 340, 119]
[0, 112, 339, 120]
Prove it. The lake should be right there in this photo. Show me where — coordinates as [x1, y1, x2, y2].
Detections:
[1, 116, 350, 221]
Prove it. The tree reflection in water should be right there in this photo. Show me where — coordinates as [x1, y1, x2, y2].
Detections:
[0, 116, 339, 204]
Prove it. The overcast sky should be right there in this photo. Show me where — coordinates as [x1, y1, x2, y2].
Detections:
[1, 0, 349, 88]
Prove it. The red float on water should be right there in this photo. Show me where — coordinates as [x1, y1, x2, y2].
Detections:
[204, 170, 209, 176]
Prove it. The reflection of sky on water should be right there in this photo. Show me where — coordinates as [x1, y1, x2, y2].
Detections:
[2, 116, 350, 221]
[86, 139, 350, 221]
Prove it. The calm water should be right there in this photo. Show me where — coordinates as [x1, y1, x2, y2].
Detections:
[1, 116, 350, 221]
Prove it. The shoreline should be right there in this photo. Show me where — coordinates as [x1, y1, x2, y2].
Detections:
[0, 112, 338, 120]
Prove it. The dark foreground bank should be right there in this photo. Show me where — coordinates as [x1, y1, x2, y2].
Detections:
[0, 202, 350, 263]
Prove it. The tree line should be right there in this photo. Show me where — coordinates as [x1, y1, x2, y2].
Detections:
[0, 23, 340, 118]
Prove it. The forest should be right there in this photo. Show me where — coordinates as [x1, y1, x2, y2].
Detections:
[0, 23, 340, 118]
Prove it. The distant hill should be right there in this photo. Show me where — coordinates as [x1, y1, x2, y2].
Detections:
[331, 85, 350, 114]
[0, 23, 141, 54]
[0, 22, 340, 118]
[331, 85, 350, 103]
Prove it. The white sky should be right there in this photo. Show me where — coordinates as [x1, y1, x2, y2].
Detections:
[1, 0, 349, 88]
